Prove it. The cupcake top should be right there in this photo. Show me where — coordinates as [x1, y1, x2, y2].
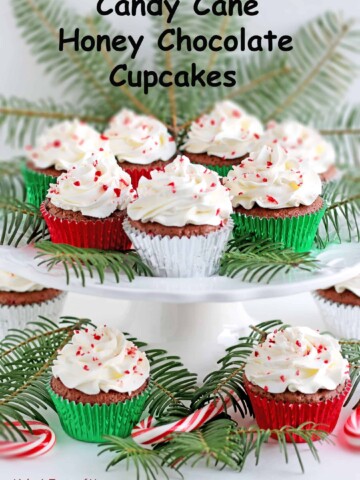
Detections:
[245, 326, 349, 394]
[105, 109, 176, 165]
[47, 150, 136, 218]
[224, 144, 322, 210]
[127, 155, 233, 227]
[52, 326, 150, 395]
[182, 101, 264, 160]
[260, 120, 336, 175]
[335, 275, 360, 297]
[0, 271, 45, 293]
[26, 120, 103, 171]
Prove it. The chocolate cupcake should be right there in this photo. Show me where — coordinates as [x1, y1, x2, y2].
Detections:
[244, 326, 351, 442]
[48, 326, 151, 442]
[182, 101, 263, 177]
[105, 109, 177, 188]
[224, 144, 326, 252]
[23, 119, 104, 207]
[41, 149, 137, 250]
[124, 155, 233, 277]
[314, 275, 360, 339]
[0, 271, 66, 339]
[260, 120, 337, 182]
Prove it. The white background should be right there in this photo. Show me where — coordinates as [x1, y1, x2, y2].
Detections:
[0, 1, 360, 479]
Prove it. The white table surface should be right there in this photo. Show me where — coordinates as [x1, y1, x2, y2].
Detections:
[0, 291, 359, 480]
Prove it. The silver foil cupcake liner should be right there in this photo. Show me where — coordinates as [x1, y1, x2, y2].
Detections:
[123, 218, 233, 277]
[313, 293, 360, 339]
[0, 293, 67, 339]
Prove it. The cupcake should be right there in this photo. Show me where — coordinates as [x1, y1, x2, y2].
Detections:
[182, 101, 263, 177]
[23, 120, 103, 207]
[48, 325, 151, 442]
[41, 150, 137, 250]
[124, 155, 233, 277]
[0, 271, 66, 339]
[104, 109, 177, 188]
[260, 120, 337, 182]
[314, 275, 360, 339]
[244, 326, 351, 442]
[224, 144, 326, 252]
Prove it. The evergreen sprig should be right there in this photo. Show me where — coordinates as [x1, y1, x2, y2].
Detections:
[0, 95, 107, 148]
[316, 176, 360, 247]
[100, 419, 331, 479]
[0, 316, 92, 440]
[34, 241, 153, 286]
[0, 158, 25, 199]
[220, 236, 319, 283]
[340, 338, 360, 407]
[0, 196, 48, 246]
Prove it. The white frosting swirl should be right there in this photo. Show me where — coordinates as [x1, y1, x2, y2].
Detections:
[335, 275, 360, 298]
[182, 101, 264, 159]
[261, 120, 336, 174]
[105, 109, 176, 165]
[52, 326, 150, 395]
[26, 120, 104, 171]
[127, 155, 233, 226]
[224, 144, 322, 209]
[245, 326, 349, 394]
[47, 150, 136, 218]
[0, 270, 45, 293]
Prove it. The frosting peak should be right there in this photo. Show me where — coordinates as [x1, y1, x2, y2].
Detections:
[26, 120, 103, 171]
[52, 326, 150, 395]
[47, 150, 136, 218]
[245, 326, 349, 394]
[105, 109, 176, 165]
[127, 155, 233, 226]
[224, 144, 322, 209]
[0, 270, 45, 293]
[182, 101, 264, 159]
[261, 120, 336, 174]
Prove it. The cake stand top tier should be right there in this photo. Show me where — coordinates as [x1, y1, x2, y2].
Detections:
[0, 243, 359, 304]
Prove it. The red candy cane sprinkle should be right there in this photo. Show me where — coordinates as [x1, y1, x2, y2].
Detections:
[114, 188, 121, 198]
[74, 181, 81, 187]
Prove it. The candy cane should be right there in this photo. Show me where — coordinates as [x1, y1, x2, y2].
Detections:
[132, 394, 236, 446]
[0, 421, 56, 459]
[344, 408, 360, 448]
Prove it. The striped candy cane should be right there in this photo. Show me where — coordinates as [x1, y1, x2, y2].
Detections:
[344, 408, 360, 448]
[132, 394, 236, 446]
[0, 421, 56, 459]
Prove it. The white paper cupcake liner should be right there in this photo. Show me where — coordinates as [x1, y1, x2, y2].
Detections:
[313, 292, 360, 339]
[123, 218, 233, 278]
[0, 292, 67, 339]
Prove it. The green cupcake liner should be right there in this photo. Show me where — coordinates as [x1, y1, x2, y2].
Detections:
[48, 383, 151, 443]
[21, 163, 57, 208]
[232, 205, 327, 252]
[205, 164, 234, 177]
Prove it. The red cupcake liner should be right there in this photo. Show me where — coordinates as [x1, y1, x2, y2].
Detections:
[245, 379, 351, 443]
[123, 165, 165, 189]
[40, 203, 132, 251]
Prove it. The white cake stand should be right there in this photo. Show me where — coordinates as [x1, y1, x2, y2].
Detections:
[1, 242, 360, 371]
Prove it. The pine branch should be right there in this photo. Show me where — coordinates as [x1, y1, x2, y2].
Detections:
[315, 104, 360, 166]
[0, 317, 91, 441]
[264, 12, 359, 122]
[316, 176, 360, 247]
[0, 96, 107, 148]
[220, 236, 319, 283]
[0, 158, 25, 200]
[101, 419, 331, 478]
[34, 241, 153, 286]
[144, 349, 198, 421]
[0, 196, 48, 247]
[340, 338, 360, 407]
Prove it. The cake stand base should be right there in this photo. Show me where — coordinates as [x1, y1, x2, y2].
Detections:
[114, 301, 254, 375]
